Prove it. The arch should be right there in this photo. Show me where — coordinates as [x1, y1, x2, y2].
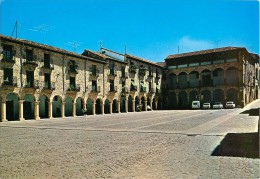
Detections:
[201, 90, 211, 104]
[135, 96, 139, 111]
[189, 71, 199, 88]
[52, 95, 62, 118]
[227, 88, 238, 104]
[128, 95, 133, 112]
[168, 92, 177, 109]
[178, 72, 188, 89]
[65, 96, 73, 117]
[141, 96, 145, 111]
[96, 98, 102, 115]
[226, 67, 239, 85]
[168, 73, 177, 89]
[120, 95, 126, 112]
[189, 90, 199, 106]
[213, 89, 224, 104]
[104, 99, 110, 114]
[112, 99, 117, 113]
[23, 94, 35, 120]
[6, 93, 19, 121]
[76, 97, 84, 116]
[39, 94, 49, 119]
[201, 69, 212, 87]
[86, 98, 93, 115]
[179, 91, 188, 109]
[213, 68, 224, 86]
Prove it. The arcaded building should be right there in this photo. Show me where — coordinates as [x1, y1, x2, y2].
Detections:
[165, 47, 259, 109]
[0, 35, 164, 122]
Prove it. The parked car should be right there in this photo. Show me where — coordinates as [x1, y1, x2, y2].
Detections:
[202, 102, 211, 109]
[226, 101, 235, 108]
[192, 101, 200, 109]
[213, 102, 223, 109]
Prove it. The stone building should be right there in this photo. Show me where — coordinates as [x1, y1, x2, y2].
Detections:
[164, 47, 259, 109]
[0, 35, 164, 121]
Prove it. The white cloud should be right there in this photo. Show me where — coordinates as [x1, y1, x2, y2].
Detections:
[177, 36, 215, 53]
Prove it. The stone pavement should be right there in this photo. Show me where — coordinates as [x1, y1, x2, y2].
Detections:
[0, 103, 259, 178]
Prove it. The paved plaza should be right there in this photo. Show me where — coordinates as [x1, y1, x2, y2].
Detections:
[0, 101, 259, 178]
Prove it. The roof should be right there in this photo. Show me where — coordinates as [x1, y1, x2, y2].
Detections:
[125, 54, 164, 68]
[165, 47, 244, 60]
[0, 34, 106, 64]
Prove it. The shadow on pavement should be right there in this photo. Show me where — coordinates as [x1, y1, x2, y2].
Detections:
[211, 132, 259, 158]
[240, 107, 260, 116]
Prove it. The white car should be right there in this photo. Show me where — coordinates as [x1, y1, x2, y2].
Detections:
[202, 103, 211, 109]
[213, 102, 223, 109]
[192, 101, 200, 109]
[226, 101, 235, 108]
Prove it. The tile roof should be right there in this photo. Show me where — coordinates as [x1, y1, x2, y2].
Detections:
[0, 34, 106, 64]
[165, 47, 244, 60]
[125, 54, 164, 68]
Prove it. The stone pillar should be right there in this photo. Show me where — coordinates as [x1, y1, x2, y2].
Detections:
[150, 99, 153, 111]
[92, 102, 96, 115]
[61, 102, 65, 118]
[117, 101, 120, 113]
[176, 93, 179, 106]
[125, 99, 128, 113]
[132, 100, 135, 112]
[34, 101, 40, 120]
[101, 103, 104, 115]
[144, 100, 147, 111]
[155, 101, 158, 110]
[109, 102, 113, 114]
[72, 102, 76, 117]
[19, 100, 25, 121]
[1, 100, 7, 122]
[48, 101, 53, 119]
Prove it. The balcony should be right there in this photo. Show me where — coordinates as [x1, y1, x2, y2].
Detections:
[129, 64, 137, 74]
[130, 84, 137, 92]
[109, 86, 117, 93]
[89, 68, 99, 79]
[140, 86, 147, 93]
[23, 81, 35, 88]
[23, 58, 38, 68]
[90, 85, 100, 93]
[1, 76, 17, 87]
[67, 84, 80, 92]
[139, 68, 147, 76]
[122, 86, 129, 94]
[121, 72, 129, 79]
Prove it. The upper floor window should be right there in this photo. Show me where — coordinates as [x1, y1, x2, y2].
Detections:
[3, 68, 13, 85]
[3, 45, 13, 61]
[26, 49, 33, 61]
[92, 65, 97, 75]
[109, 63, 114, 75]
[225, 58, 237, 63]
[44, 54, 50, 68]
[121, 66, 125, 77]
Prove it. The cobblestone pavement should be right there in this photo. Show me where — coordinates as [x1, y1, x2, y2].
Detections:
[0, 101, 259, 178]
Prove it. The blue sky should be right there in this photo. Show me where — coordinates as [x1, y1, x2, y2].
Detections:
[1, 0, 259, 62]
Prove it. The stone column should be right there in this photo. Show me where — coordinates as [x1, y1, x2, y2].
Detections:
[48, 101, 53, 119]
[34, 101, 40, 120]
[132, 100, 135, 112]
[19, 100, 25, 121]
[109, 102, 113, 114]
[155, 101, 158, 110]
[72, 102, 76, 117]
[1, 100, 7, 122]
[101, 102, 104, 115]
[61, 102, 65, 118]
[92, 102, 96, 115]
[144, 100, 147, 111]
[125, 99, 128, 113]
[150, 99, 153, 111]
[117, 101, 120, 113]
[176, 92, 179, 106]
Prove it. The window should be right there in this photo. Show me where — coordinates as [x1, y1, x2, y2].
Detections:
[70, 77, 76, 90]
[168, 66, 177, 69]
[3, 68, 13, 85]
[178, 64, 188, 68]
[26, 49, 33, 61]
[92, 65, 97, 75]
[3, 45, 13, 61]
[122, 80, 125, 87]
[121, 66, 125, 77]
[92, 80, 97, 91]
[26, 71, 34, 87]
[110, 80, 114, 91]
[225, 58, 237, 63]
[44, 54, 50, 68]
[200, 61, 211, 66]
[44, 73, 51, 88]
[189, 63, 199, 67]
[109, 63, 114, 75]
[148, 67, 152, 76]
[213, 60, 224, 64]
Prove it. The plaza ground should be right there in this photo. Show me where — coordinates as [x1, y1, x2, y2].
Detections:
[0, 100, 259, 178]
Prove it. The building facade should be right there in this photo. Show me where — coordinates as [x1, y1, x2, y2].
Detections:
[0, 35, 164, 121]
[164, 47, 259, 109]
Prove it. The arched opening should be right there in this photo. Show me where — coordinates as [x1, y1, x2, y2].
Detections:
[112, 99, 117, 113]
[201, 70, 212, 87]
[6, 93, 19, 121]
[179, 91, 188, 109]
[189, 71, 199, 88]
[104, 99, 110, 114]
[213, 68, 224, 86]
[52, 95, 62, 118]
[39, 95, 49, 119]
[201, 90, 211, 104]
[96, 98, 102, 115]
[213, 89, 224, 104]
[152, 98, 156, 110]
[65, 96, 73, 117]
[226, 67, 239, 85]
[168, 73, 177, 89]
[189, 90, 199, 106]
[120, 95, 125, 112]
[141, 96, 145, 111]
[227, 88, 238, 104]
[128, 96, 133, 112]
[135, 96, 139, 111]
[76, 97, 84, 116]
[23, 94, 35, 120]
[86, 98, 93, 115]
[178, 72, 188, 88]
[168, 92, 177, 109]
